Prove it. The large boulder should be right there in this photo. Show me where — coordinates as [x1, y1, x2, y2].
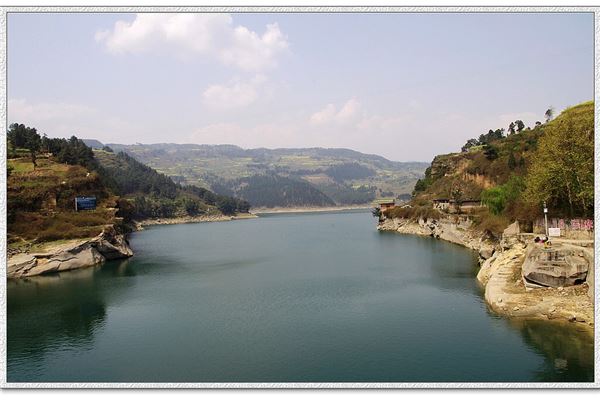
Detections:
[522, 245, 589, 287]
[95, 226, 133, 259]
[503, 221, 520, 237]
[7, 254, 38, 278]
[7, 227, 133, 279]
[501, 221, 521, 250]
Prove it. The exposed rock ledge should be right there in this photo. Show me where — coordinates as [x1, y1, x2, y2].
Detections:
[378, 217, 594, 332]
[7, 226, 133, 279]
[136, 213, 257, 228]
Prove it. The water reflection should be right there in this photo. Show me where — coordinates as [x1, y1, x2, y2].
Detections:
[7, 259, 133, 381]
[507, 318, 594, 382]
[6, 212, 595, 383]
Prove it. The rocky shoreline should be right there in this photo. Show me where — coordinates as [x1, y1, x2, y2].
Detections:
[7, 213, 259, 279]
[7, 226, 133, 279]
[378, 216, 594, 333]
[136, 212, 257, 228]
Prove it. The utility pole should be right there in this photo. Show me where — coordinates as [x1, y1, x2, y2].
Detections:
[543, 201, 548, 238]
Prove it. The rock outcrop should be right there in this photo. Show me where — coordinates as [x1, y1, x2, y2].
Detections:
[378, 216, 497, 260]
[521, 244, 589, 288]
[7, 226, 132, 279]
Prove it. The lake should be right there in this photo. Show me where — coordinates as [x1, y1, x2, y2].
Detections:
[6, 210, 594, 383]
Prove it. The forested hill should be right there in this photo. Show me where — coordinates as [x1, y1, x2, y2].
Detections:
[388, 101, 594, 235]
[7, 125, 250, 250]
[93, 149, 250, 217]
[94, 143, 428, 208]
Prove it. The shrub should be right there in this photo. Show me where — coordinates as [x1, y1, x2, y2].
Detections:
[471, 209, 510, 237]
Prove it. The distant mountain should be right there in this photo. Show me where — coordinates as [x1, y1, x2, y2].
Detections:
[103, 143, 428, 209]
[82, 139, 105, 149]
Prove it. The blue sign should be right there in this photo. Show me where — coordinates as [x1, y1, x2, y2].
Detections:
[75, 196, 97, 211]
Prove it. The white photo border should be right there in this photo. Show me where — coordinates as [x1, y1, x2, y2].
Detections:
[0, 5, 597, 389]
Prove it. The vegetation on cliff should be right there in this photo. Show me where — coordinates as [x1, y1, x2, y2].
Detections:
[387, 101, 594, 235]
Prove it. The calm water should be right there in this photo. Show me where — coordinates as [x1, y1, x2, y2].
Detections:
[7, 210, 594, 382]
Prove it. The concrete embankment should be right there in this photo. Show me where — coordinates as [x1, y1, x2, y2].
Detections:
[378, 217, 594, 332]
[8, 226, 133, 279]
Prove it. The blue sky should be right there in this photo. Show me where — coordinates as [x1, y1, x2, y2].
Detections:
[7, 12, 593, 161]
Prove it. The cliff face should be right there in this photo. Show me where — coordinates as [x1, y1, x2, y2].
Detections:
[378, 216, 496, 260]
[7, 226, 132, 279]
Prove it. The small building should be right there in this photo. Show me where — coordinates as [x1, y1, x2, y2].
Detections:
[372, 198, 396, 212]
[433, 198, 450, 210]
[433, 198, 483, 212]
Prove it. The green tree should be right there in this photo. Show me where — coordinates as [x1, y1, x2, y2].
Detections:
[545, 107, 554, 123]
[508, 151, 516, 170]
[515, 120, 525, 132]
[483, 144, 499, 160]
[24, 129, 41, 167]
[461, 138, 479, 152]
[508, 122, 515, 135]
[482, 176, 525, 215]
[451, 184, 463, 213]
[524, 105, 594, 217]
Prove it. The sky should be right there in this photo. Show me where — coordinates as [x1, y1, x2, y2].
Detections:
[7, 12, 594, 162]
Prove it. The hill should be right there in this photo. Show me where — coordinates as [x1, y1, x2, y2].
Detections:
[100, 143, 428, 208]
[386, 101, 594, 234]
[93, 149, 250, 217]
[7, 126, 250, 252]
[7, 155, 119, 250]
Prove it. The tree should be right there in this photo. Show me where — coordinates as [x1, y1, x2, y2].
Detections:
[24, 129, 41, 167]
[461, 138, 479, 152]
[7, 123, 27, 152]
[524, 107, 593, 217]
[508, 152, 516, 170]
[545, 107, 554, 123]
[515, 120, 525, 133]
[7, 123, 42, 167]
[450, 184, 464, 214]
[508, 122, 516, 135]
[482, 176, 525, 215]
[483, 144, 499, 160]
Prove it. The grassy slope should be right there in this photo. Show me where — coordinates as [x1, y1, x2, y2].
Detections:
[393, 101, 594, 234]
[415, 102, 595, 201]
[7, 157, 118, 251]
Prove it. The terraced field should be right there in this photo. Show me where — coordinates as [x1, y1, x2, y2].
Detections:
[93, 142, 428, 208]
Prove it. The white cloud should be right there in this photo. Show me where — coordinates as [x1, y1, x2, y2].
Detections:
[9, 98, 96, 123]
[7, 98, 138, 142]
[309, 97, 360, 125]
[202, 75, 266, 109]
[96, 14, 289, 71]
